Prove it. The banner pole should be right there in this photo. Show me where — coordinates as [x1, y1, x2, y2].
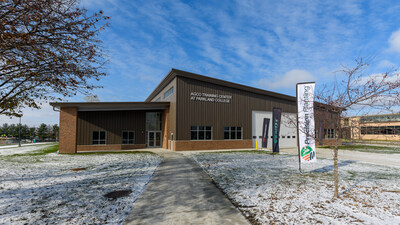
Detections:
[296, 83, 302, 173]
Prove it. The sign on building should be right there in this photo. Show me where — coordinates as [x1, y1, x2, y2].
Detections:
[297, 82, 316, 163]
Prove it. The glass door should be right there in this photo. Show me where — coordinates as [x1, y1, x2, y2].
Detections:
[147, 131, 162, 148]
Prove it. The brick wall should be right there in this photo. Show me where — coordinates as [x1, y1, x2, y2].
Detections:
[174, 140, 252, 151]
[77, 144, 146, 152]
[59, 107, 78, 154]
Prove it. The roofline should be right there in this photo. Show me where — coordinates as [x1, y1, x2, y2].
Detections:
[50, 101, 170, 107]
[146, 68, 297, 102]
[50, 102, 170, 111]
[145, 69, 176, 102]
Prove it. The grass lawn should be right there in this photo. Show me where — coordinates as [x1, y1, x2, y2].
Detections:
[0, 144, 162, 224]
[191, 151, 400, 224]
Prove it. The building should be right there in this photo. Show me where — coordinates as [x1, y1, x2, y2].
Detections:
[51, 69, 335, 153]
[342, 114, 400, 141]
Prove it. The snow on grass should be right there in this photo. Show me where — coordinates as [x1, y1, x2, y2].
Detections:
[0, 142, 57, 155]
[0, 147, 162, 224]
[191, 151, 400, 225]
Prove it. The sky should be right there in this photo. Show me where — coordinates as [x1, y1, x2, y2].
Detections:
[1, 0, 400, 126]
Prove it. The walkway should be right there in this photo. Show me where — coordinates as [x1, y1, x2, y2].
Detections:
[280, 147, 400, 167]
[124, 149, 250, 225]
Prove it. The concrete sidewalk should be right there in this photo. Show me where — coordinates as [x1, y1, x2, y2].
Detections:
[124, 149, 250, 225]
[280, 147, 400, 167]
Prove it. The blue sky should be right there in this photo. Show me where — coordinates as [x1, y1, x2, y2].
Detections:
[2, 0, 400, 126]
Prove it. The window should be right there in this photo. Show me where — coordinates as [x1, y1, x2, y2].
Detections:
[361, 127, 367, 135]
[92, 131, 106, 145]
[191, 126, 212, 140]
[324, 129, 335, 139]
[396, 126, 400, 135]
[122, 131, 135, 144]
[146, 112, 162, 131]
[164, 87, 174, 99]
[343, 118, 349, 126]
[360, 114, 400, 123]
[362, 126, 398, 135]
[224, 127, 242, 140]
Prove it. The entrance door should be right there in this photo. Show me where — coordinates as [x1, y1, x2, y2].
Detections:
[147, 131, 162, 148]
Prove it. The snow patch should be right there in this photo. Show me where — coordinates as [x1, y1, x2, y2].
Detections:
[191, 152, 400, 224]
[0, 150, 161, 224]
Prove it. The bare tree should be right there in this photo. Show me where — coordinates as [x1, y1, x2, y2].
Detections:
[316, 57, 400, 198]
[0, 0, 110, 117]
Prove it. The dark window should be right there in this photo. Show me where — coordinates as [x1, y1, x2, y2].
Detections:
[237, 127, 242, 139]
[191, 126, 212, 140]
[122, 131, 135, 144]
[224, 127, 230, 139]
[92, 131, 106, 145]
[343, 118, 349, 126]
[361, 127, 367, 135]
[287, 136, 290, 138]
[396, 126, 400, 135]
[380, 126, 386, 135]
[224, 126, 242, 140]
[387, 126, 395, 135]
[373, 126, 380, 135]
[324, 129, 335, 139]
[205, 126, 212, 139]
[364, 126, 399, 135]
[292, 136, 296, 138]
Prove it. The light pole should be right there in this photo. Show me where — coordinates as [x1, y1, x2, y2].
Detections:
[18, 116, 22, 147]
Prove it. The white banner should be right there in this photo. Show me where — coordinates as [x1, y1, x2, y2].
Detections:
[297, 83, 316, 163]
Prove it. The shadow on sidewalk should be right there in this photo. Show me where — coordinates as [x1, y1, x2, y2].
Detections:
[311, 160, 356, 173]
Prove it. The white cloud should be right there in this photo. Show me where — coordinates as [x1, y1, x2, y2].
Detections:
[0, 102, 59, 127]
[377, 60, 397, 69]
[257, 69, 315, 90]
[388, 29, 400, 53]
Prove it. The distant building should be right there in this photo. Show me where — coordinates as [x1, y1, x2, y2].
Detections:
[342, 114, 400, 141]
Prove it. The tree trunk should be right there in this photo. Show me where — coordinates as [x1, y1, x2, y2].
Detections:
[333, 146, 339, 198]
[333, 111, 340, 198]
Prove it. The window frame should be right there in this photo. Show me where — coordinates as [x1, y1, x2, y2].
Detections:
[190, 126, 212, 140]
[92, 131, 106, 145]
[324, 129, 335, 139]
[223, 126, 243, 140]
[122, 130, 135, 144]
[163, 86, 174, 99]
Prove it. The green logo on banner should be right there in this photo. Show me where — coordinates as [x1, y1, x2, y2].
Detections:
[301, 146, 315, 161]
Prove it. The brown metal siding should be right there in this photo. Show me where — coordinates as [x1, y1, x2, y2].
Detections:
[77, 111, 147, 145]
[176, 76, 297, 140]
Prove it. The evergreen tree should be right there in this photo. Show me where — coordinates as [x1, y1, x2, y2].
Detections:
[37, 123, 48, 140]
